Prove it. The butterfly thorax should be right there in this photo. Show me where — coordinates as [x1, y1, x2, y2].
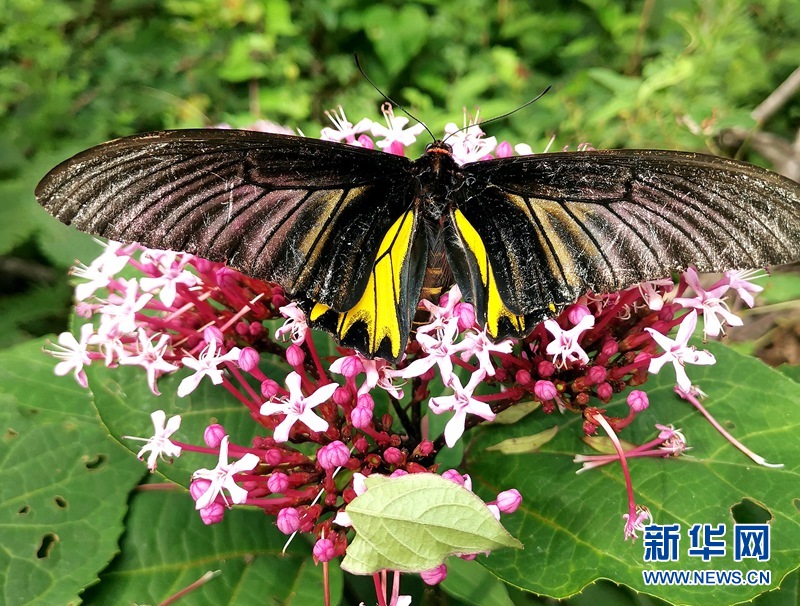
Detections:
[413, 141, 462, 304]
[414, 141, 461, 222]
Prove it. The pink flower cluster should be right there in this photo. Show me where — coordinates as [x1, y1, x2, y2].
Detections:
[45, 109, 772, 587]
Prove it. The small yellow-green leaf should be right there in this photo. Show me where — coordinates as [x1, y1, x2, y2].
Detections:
[486, 426, 559, 453]
[581, 435, 639, 454]
[341, 473, 522, 575]
[492, 399, 541, 424]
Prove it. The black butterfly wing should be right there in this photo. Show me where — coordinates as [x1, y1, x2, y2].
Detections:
[448, 149, 800, 338]
[36, 129, 425, 359]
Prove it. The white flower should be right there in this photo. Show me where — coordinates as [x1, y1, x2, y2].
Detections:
[544, 314, 595, 367]
[674, 268, 742, 337]
[429, 370, 494, 448]
[260, 371, 337, 442]
[138, 250, 198, 307]
[459, 328, 513, 377]
[192, 436, 260, 509]
[71, 240, 131, 301]
[320, 106, 373, 144]
[118, 329, 179, 395]
[123, 410, 183, 471]
[275, 302, 309, 345]
[645, 311, 716, 391]
[49, 323, 95, 388]
[177, 337, 241, 397]
[371, 104, 426, 149]
[443, 117, 497, 164]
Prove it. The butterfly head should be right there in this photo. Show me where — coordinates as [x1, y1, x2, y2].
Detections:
[424, 141, 453, 156]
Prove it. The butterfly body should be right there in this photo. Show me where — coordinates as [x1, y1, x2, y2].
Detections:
[36, 129, 800, 361]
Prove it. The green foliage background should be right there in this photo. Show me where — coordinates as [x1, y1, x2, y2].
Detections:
[1, 1, 799, 605]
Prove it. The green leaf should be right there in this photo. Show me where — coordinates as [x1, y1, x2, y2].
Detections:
[469, 342, 800, 605]
[440, 557, 514, 606]
[362, 5, 429, 77]
[342, 473, 522, 575]
[492, 399, 541, 424]
[0, 338, 144, 606]
[485, 426, 559, 454]
[80, 489, 343, 605]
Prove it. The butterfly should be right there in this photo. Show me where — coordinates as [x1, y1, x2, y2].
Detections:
[36, 128, 800, 361]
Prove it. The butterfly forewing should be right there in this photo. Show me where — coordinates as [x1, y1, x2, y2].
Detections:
[455, 149, 800, 324]
[36, 130, 415, 314]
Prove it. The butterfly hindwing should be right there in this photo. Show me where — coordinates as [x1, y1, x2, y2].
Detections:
[453, 149, 800, 327]
[308, 209, 427, 361]
[35, 129, 415, 314]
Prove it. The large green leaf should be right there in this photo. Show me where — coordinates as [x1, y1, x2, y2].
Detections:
[80, 488, 343, 605]
[342, 474, 522, 575]
[469, 342, 800, 605]
[0, 339, 144, 606]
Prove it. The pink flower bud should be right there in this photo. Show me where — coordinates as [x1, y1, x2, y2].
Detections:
[515, 369, 532, 386]
[537, 360, 555, 378]
[199, 502, 225, 525]
[272, 293, 289, 308]
[583, 421, 598, 435]
[267, 471, 290, 493]
[587, 365, 607, 385]
[389, 469, 408, 478]
[354, 437, 369, 453]
[597, 382, 613, 401]
[203, 325, 224, 346]
[356, 393, 375, 411]
[190, 479, 211, 502]
[387, 140, 405, 156]
[235, 321, 249, 335]
[534, 380, 558, 401]
[496, 488, 522, 514]
[238, 347, 260, 372]
[627, 390, 649, 412]
[602, 339, 619, 357]
[215, 267, 239, 289]
[203, 424, 226, 448]
[318, 440, 350, 470]
[249, 322, 263, 336]
[417, 440, 434, 456]
[313, 537, 337, 562]
[260, 379, 279, 399]
[567, 304, 592, 325]
[191, 257, 214, 273]
[351, 404, 373, 428]
[265, 448, 284, 466]
[454, 302, 475, 331]
[339, 356, 364, 378]
[383, 447, 404, 465]
[276, 507, 300, 534]
[357, 134, 375, 149]
[333, 386, 352, 407]
[441, 469, 466, 486]
[286, 344, 305, 367]
[495, 141, 513, 157]
[420, 563, 447, 585]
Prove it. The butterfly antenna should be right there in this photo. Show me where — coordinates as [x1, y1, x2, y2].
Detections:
[354, 54, 437, 142]
[443, 86, 552, 142]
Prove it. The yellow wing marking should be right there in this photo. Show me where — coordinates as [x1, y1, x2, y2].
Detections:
[505, 194, 587, 290]
[310, 211, 415, 359]
[452, 210, 526, 337]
